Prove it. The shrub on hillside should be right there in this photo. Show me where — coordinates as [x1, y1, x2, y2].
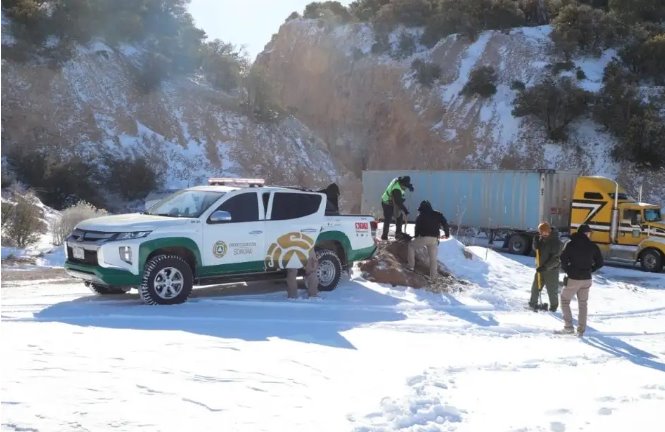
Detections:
[512, 77, 592, 140]
[349, 0, 389, 21]
[51, 201, 108, 246]
[389, 0, 432, 27]
[134, 52, 171, 94]
[551, 3, 620, 57]
[511, 79, 526, 90]
[393, 32, 416, 59]
[201, 40, 248, 91]
[576, 67, 586, 79]
[622, 33, 665, 83]
[420, 3, 478, 47]
[411, 59, 441, 87]
[550, 60, 574, 74]
[243, 66, 284, 122]
[461, 66, 498, 97]
[5, 148, 103, 210]
[483, 0, 526, 30]
[371, 31, 391, 54]
[107, 156, 159, 201]
[593, 60, 643, 134]
[613, 110, 665, 168]
[609, 0, 665, 24]
[518, 0, 550, 26]
[2, 190, 46, 248]
[303, 1, 353, 22]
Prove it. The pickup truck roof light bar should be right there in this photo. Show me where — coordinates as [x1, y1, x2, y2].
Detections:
[208, 178, 265, 187]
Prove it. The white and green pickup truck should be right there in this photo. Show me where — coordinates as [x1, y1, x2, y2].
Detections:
[64, 178, 378, 304]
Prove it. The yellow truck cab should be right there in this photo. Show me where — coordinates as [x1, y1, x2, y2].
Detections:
[571, 176, 665, 272]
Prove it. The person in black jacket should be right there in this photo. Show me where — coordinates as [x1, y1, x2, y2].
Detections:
[407, 200, 450, 278]
[557, 224, 604, 336]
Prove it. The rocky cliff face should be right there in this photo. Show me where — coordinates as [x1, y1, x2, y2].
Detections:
[257, 19, 664, 210]
[1, 32, 339, 209]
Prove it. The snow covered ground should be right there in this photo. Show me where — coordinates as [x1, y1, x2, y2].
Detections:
[2, 235, 665, 431]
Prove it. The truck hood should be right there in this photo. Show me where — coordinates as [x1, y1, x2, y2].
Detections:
[646, 222, 665, 237]
[76, 213, 195, 232]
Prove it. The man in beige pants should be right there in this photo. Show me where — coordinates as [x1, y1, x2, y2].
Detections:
[558, 224, 604, 336]
[286, 249, 319, 299]
[407, 200, 450, 278]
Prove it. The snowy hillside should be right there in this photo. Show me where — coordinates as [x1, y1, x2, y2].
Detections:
[259, 20, 665, 209]
[3, 231, 665, 431]
[1, 18, 339, 208]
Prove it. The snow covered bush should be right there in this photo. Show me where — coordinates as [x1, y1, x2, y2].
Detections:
[411, 59, 441, 87]
[51, 202, 108, 246]
[2, 190, 46, 248]
[551, 3, 620, 57]
[461, 66, 498, 97]
[511, 76, 592, 140]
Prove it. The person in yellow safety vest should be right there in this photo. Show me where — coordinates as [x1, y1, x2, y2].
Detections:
[380, 176, 414, 240]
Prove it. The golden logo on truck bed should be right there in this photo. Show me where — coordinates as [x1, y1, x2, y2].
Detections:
[265, 232, 314, 270]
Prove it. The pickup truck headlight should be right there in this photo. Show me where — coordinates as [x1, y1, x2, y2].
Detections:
[114, 231, 152, 240]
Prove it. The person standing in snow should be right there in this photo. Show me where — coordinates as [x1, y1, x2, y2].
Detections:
[380, 176, 414, 241]
[529, 222, 562, 312]
[407, 200, 450, 278]
[286, 249, 319, 299]
[557, 224, 604, 336]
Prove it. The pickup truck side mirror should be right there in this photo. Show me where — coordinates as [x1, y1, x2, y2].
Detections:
[209, 210, 232, 223]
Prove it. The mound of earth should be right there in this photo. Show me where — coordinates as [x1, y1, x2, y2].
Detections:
[358, 240, 464, 292]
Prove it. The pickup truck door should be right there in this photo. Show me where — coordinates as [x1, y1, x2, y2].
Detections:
[263, 191, 324, 270]
[201, 191, 265, 274]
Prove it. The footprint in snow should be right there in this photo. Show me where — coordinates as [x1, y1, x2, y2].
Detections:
[550, 421, 566, 432]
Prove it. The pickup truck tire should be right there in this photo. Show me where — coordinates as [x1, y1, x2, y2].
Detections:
[640, 249, 663, 273]
[315, 249, 342, 291]
[86, 282, 129, 295]
[508, 233, 530, 255]
[139, 255, 193, 305]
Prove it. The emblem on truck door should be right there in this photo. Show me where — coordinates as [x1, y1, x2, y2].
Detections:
[265, 232, 314, 270]
[213, 241, 228, 258]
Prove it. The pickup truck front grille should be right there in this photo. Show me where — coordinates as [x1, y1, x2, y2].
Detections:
[70, 229, 117, 242]
[66, 246, 99, 266]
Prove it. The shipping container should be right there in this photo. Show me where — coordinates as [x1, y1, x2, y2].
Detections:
[362, 170, 578, 251]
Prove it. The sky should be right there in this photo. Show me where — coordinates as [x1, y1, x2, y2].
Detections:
[188, 0, 351, 61]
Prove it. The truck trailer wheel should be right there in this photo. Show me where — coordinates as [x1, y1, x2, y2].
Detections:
[86, 282, 129, 295]
[640, 249, 663, 273]
[139, 255, 193, 305]
[508, 233, 530, 255]
[315, 249, 342, 291]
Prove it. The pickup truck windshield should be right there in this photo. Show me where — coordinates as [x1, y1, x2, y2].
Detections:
[645, 208, 662, 222]
[146, 190, 225, 218]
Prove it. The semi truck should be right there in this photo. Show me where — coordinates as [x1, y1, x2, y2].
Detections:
[361, 170, 664, 272]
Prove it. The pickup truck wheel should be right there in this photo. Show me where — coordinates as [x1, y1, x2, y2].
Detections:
[140, 255, 193, 305]
[508, 233, 530, 255]
[640, 249, 663, 273]
[315, 249, 342, 291]
[86, 282, 129, 295]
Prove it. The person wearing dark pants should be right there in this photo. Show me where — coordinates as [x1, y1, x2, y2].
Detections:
[529, 222, 562, 312]
[380, 176, 413, 240]
[557, 224, 604, 336]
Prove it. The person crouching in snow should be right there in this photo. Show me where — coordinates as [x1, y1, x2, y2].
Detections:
[528, 222, 562, 312]
[407, 200, 450, 278]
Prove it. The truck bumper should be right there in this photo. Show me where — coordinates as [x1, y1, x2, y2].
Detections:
[65, 261, 141, 287]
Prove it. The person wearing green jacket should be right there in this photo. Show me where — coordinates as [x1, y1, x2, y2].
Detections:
[380, 176, 413, 240]
[528, 222, 562, 312]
